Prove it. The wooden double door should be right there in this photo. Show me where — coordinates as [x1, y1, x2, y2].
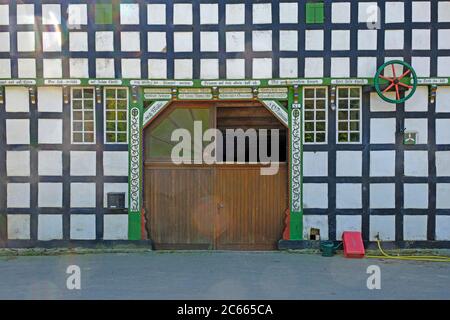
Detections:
[144, 163, 288, 250]
[143, 101, 288, 250]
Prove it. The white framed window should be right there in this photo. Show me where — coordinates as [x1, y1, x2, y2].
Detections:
[336, 87, 362, 143]
[71, 87, 95, 144]
[303, 87, 328, 144]
[104, 87, 128, 144]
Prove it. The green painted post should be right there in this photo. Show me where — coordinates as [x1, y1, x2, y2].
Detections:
[128, 86, 144, 240]
[288, 87, 303, 240]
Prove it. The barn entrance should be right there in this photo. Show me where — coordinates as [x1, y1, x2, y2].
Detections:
[143, 101, 289, 250]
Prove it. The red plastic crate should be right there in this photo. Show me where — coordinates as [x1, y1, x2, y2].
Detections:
[342, 231, 365, 258]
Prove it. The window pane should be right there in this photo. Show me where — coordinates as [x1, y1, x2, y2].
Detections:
[117, 100, 127, 109]
[117, 122, 127, 132]
[304, 89, 314, 98]
[350, 111, 359, 120]
[305, 122, 314, 131]
[84, 89, 93, 99]
[339, 88, 348, 98]
[304, 111, 314, 120]
[84, 100, 94, 109]
[73, 121, 83, 131]
[304, 133, 314, 143]
[106, 132, 116, 142]
[117, 89, 127, 99]
[316, 121, 326, 131]
[73, 133, 83, 142]
[84, 121, 94, 131]
[350, 132, 360, 142]
[84, 133, 94, 142]
[316, 132, 325, 142]
[106, 111, 116, 121]
[316, 88, 326, 98]
[316, 111, 326, 120]
[73, 89, 82, 99]
[350, 88, 360, 98]
[73, 100, 82, 109]
[304, 100, 314, 109]
[338, 111, 348, 120]
[117, 133, 127, 142]
[338, 132, 348, 142]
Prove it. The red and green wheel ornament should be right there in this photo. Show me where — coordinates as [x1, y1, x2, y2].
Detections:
[374, 60, 418, 104]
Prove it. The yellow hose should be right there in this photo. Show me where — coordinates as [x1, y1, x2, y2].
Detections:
[366, 239, 450, 262]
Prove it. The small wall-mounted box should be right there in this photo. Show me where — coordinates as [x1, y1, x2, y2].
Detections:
[107, 192, 125, 209]
[403, 131, 418, 145]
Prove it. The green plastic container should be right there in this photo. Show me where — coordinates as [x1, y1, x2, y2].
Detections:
[320, 241, 336, 257]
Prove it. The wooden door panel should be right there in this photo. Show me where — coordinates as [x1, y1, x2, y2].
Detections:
[215, 164, 288, 250]
[145, 166, 214, 249]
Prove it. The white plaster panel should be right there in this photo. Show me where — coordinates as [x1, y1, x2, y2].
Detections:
[436, 119, 450, 144]
[405, 87, 429, 112]
[148, 59, 167, 79]
[200, 59, 219, 79]
[336, 184, 362, 209]
[303, 184, 328, 209]
[370, 92, 396, 112]
[200, 3, 218, 24]
[331, 58, 350, 78]
[436, 216, 450, 240]
[357, 57, 377, 78]
[279, 2, 298, 23]
[38, 151, 63, 176]
[404, 151, 429, 177]
[18, 59, 36, 78]
[38, 119, 62, 144]
[226, 32, 245, 52]
[436, 152, 450, 176]
[17, 31, 35, 52]
[147, 4, 165, 25]
[38, 215, 62, 240]
[385, 2, 404, 23]
[279, 30, 298, 51]
[253, 3, 271, 24]
[252, 58, 272, 79]
[403, 215, 428, 241]
[385, 30, 404, 50]
[404, 184, 429, 209]
[336, 151, 362, 177]
[305, 30, 324, 51]
[412, 29, 431, 50]
[7, 183, 30, 208]
[303, 152, 328, 177]
[411, 57, 430, 77]
[69, 32, 88, 52]
[121, 32, 140, 52]
[405, 118, 428, 144]
[71, 183, 96, 208]
[331, 30, 350, 51]
[0, 32, 10, 52]
[95, 31, 114, 52]
[173, 3, 192, 25]
[370, 216, 395, 241]
[7, 215, 30, 240]
[438, 1, 450, 22]
[96, 58, 115, 78]
[174, 32, 194, 52]
[0, 5, 9, 25]
[226, 59, 245, 79]
[104, 183, 129, 209]
[370, 118, 396, 144]
[370, 150, 396, 177]
[42, 4, 61, 25]
[38, 87, 63, 113]
[304, 58, 323, 78]
[436, 87, 450, 113]
[437, 184, 450, 209]
[42, 32, 61, 52]
[6, 119, 30, 145]
[279, 58, 298, 78]
[38, 183, 63, 208]
[6, 151, 30, 177]
[438, 57, 450, 77]
[70, 214, 96, 240]
[174, 59, 193, 79]
[103, 215, 128, 240]
[226, 4, 245, 25]
[0, 59, 11, 78]
[103, 151, 128, 176]
[67, 4, 87, 25]
[43, 59, 62, 78]
[370, 183, 395, 209]
[70, 59, 89, 78]
[336, 215, 362, 240]
[252, 31, 272, 52]
[5, 86, 29, 112]
[412, 1, 431, 22]
[17, 4, 34, 24]
[358, 30, 377, 50]
[200, 32, 218, 52]
[70, 151, 96, 176]
[120, 3, 139, 25]
[332, 2, 350, 23]
[121, 59, 141, 79]
[303, 215, 329, 241]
